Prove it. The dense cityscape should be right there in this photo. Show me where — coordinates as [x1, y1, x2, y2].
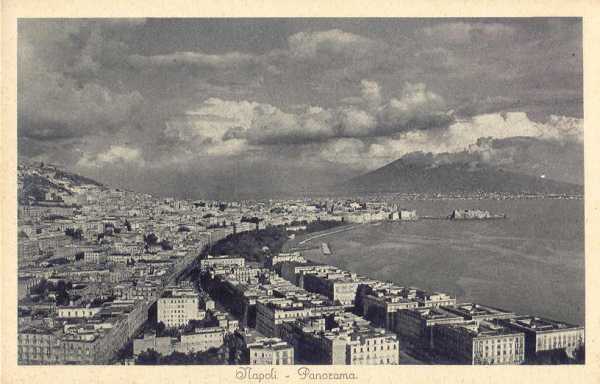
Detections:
[17, 161, 585, 365]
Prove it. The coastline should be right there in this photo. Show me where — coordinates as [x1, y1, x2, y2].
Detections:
[283, 199, 584, 326]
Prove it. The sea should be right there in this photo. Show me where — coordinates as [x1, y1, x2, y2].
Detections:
[300, 199, 585, 325]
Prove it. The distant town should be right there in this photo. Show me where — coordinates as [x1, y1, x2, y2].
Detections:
[17, 161, 585, 365]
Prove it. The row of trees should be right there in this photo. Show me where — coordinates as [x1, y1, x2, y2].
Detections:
[136, 348, 228, 365]
[525, 346, 585, 365]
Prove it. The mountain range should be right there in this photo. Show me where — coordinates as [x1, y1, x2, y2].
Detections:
[18, 158, 583, 201]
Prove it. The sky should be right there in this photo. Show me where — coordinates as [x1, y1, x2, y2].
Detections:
[18, 18, 583, 199]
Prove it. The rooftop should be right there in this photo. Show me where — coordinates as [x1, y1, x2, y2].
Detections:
[439, 320, 522, 338]
[502, 316, 582, 331]
[410, 307, 465, 321]
[247, 337, 292, 351]
[442, 303, 514, 318]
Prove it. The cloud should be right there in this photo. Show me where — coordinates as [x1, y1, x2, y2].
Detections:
[447, 112, 583, 145]
[336, 106, 377, 137]
[164, 98, 259, 144]
[164, 80, 453, 146]
[77, 145, 144, 168]
[18, 20, 145, 143]
[377, 82, 453, 134]
[315, 112, 583, 174]
[158, 91, 583, 176]
[19, 71, 143, 140]
[222, 126, 246, 141]
[128, 51, 256, 69]
[17, 20, 583, 197]
[246, 105, 336, 145]
[422, 22, 516, 44]
[287, 29, 381, 59]
[360, 79, 382, 110]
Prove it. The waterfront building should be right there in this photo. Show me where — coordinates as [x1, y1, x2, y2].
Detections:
[399, 209, 418, 221]
[278, 261, 337, 287]
[499, 316, 585, 360]
[394, 307, 465, 347]
[415, 291, 456, 308]
[441, 303, 516, 322]
[449, 209, 492, 220]
[432, 320, 525, 365]
[280, 313, 400, 365]
[362, 290, 419, 330]
[265, 252, 305, 268]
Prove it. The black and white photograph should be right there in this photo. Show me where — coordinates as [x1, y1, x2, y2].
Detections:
[13, 16, 587, 368]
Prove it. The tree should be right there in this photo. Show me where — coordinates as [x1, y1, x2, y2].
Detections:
[161, 352, 190, 365]
[573, 345, 585, 364]
[155, 321, 166, 336]
[160, 239, 173, 251]
[144, 233, 159, 246]
[136, 349, 161, 365]
[30, 279, 48, 295]
[241, 216, 261, 224]
[526, 349, 572, 364]
[207, 226, 288, 263]
[65, 228, 83, 240]
[55, 290, 70, 306]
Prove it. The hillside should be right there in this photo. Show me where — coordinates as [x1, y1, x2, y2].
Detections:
[18, 162, 104, 204]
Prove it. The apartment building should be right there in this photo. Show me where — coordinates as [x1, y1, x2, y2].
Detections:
[432, 320, 525, 365]
[157, 287, 205, 328]
[199, 255, 245, 271]
[179, 326, 226, 353]
[441, 303, 516, 322]
[248, 338, 294, 365]
[302, 273, 360, 307]
[395, 307, 465, 347]
[499, 316, 584, 360]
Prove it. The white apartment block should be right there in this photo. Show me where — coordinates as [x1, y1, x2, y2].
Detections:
[157, 287, 205, 328]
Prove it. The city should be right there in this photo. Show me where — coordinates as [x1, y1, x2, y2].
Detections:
[17, 161, 585, 365]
